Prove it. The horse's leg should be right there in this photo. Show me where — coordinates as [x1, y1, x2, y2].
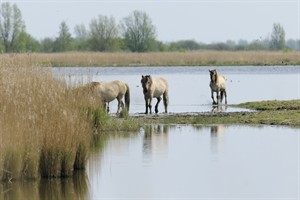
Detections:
[211, 90, 217, 105]
[224, 90, 227, 104]
[149, 97, 153, 114]
[116, 98, 123, 113]
[220, 91, 224, 104]
[155, 97, 161, 114]
[216, 90, 221, 105]
[106, 102, 110, 113]
[144, 97, 149, 114]
[163, 91, 169, 113]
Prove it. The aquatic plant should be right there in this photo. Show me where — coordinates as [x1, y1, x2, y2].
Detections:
[0, 58, 101, 181]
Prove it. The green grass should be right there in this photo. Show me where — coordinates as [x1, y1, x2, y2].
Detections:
[238, 99, 300, 110]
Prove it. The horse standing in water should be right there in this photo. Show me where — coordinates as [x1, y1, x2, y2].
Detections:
[82, 81, 130, 113]
[209, 69, 227, 105]
[141, 75, 169, 114]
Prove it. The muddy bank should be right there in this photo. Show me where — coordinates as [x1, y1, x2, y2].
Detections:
[130, 100, 300, 127]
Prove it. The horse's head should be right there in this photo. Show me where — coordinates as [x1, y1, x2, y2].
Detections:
[209, 69, 218, 82]
[141, 75, 152, 94]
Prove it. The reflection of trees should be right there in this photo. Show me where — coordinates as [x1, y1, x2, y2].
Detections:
[210, 125, 226, 154]
[143, 124, 169, 157]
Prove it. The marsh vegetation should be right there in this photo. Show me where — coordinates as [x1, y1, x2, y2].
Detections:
[0, 54, 299, 183]
[0, 51, 300, 67]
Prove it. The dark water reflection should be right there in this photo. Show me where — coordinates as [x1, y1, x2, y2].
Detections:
[0, 171, 89, 200]
[53, 66, 300, 114]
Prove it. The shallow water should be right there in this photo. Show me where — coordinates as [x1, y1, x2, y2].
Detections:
[1, 125, 299, 199]
[87, 125, 299, 199]
[53, 66, 300, 114]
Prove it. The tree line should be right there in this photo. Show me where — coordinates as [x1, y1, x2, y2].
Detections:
[0, 2, 299, 53]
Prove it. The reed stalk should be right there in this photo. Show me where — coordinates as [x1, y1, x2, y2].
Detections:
[0, 57, 101, 181]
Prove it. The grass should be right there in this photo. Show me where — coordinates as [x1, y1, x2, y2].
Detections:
[0, 61, 104, 181]
[133, 100, 300, 127]
[0, 51, 299, 67]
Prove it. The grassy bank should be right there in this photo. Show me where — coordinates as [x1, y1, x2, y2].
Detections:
[0, 51, 299, 67]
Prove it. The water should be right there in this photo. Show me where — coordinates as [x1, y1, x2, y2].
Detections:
[53, 66, 300, 114]
[87, 125, 299, 199]
[1, 66, 298, 199]
[2, 125, 298, 199]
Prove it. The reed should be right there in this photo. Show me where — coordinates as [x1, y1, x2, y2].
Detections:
[0, 59, 101, 181]
[0, 51, 299, 67]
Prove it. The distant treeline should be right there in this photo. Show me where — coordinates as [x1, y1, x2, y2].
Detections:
[0, 2, 299, 53]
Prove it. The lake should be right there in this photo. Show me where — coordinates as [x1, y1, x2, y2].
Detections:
[1, 66, 299, 199]
[87, 125, 299, 199]
[2, 125, 299, 199]
[53, 65, 300, 114]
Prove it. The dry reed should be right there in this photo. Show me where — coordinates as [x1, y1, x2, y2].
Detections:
[0, 56, 100, 181]
[0, 51, 298, 67]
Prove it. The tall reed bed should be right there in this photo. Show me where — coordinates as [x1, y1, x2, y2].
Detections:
[1, 51, 299, 67]
[0, 56, 101, 181]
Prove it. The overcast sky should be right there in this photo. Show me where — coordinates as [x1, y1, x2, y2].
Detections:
[10, 0, 300, 43]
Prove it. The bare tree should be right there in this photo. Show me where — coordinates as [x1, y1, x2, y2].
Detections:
[0, 2, 25, 52]
[89, 15, 118, 51]
[120, 10, 156, 52]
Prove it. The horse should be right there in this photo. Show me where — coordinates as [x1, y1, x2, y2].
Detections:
[209, 69, 227, 105]
[81, 80, 130, 113]
[141, 75, 169, 114]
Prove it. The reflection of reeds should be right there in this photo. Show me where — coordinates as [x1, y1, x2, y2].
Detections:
[1, 51, 299, 67]
[0, 58, 100, 181]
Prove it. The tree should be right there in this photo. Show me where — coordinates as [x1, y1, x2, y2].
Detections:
[0, 2, 25, 52]
[120, 10, 156, 52]
[40, 37, 55, 52]
[89, 15, 118, 51]
[73, 24, 89, 51]
[54, 21, 72, 52]
[270, 23, 285, 50]
[15, 31, 40, 52]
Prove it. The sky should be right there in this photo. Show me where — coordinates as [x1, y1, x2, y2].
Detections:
[6, 0, 300, 43]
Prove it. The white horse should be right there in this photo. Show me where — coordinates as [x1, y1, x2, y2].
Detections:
[81, 81, 130, 113]
[141, 75, 169, 114]
[209, 69, 227, 105]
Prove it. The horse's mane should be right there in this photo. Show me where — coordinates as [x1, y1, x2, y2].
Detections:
[145, 75, 153, 88]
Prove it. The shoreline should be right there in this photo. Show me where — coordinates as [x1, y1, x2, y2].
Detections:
[109, 100, 300, 129]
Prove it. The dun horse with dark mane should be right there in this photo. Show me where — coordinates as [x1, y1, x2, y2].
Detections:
[80, 80, 130, 113]
[141, 75, 169, 114]
[209, 69, 227, 105]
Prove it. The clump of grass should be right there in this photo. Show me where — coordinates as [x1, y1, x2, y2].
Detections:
[0, 60, 101, 181]
[238, 99, 300, 110]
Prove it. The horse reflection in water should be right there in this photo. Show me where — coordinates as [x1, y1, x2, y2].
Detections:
[143, 124, 169, 157]
[77, 81, 130, 113]
[210, 125, 227, 154]
[211, 104, 228, 112]
[141, 75, 169, 114]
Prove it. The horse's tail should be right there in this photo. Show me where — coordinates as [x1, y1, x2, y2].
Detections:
[125, 83, 130, 111]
